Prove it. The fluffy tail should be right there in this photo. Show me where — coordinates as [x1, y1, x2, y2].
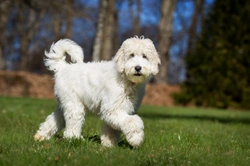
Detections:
[44, 39, 84, 72]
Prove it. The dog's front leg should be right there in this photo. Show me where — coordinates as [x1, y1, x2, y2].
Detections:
[102, 112, 144, 148]
[121, 115, 144, 148]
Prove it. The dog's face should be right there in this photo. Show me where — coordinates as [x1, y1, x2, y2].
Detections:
[114, 37, 161, 84]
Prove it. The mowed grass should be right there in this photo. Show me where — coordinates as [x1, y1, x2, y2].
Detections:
[0, 97, 250, 166]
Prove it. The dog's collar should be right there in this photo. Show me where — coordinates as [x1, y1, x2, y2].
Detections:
[131, 81, 136, 85]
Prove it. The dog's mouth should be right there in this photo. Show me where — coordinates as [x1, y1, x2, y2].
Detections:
[134, 73, 142, 77]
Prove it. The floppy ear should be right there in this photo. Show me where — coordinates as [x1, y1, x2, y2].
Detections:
[113, 47, 125, 73]
[151, 52, 161, 75]
[142, 38, 161, 75]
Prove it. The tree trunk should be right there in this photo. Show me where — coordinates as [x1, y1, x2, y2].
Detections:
[134, 0, 141, 35]
[101, 0, 116, 60]
[53, 14, 62, 40]
[0, 1, 10, 69]
[186, 0, 204, 54]
[93, 0, 116, 61]
[20, 39, 29, 70]
[65, 0, 73, 39]
[0, 51, 5, 70]
[92, 0, 106, 61]
[129, 0, 141, 36]
[112, 8, 119, 56]
[155, 0, 176, 84]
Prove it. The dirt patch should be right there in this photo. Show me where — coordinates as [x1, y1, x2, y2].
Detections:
[0, 71, 180, 106]
[0, 71, 54, 99]
[143, 84, 180, 106]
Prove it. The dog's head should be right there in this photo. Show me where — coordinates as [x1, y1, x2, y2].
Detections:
[114, 36, 161, 84]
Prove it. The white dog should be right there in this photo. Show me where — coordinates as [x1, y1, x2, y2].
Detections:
[34, 36, 160, 148]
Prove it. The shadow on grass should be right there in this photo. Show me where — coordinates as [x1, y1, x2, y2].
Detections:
[87, 135, 133, 149]
[140, 113, 250, 125]
[53, 133, 133, 149]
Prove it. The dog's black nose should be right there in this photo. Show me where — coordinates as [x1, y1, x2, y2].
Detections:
[135, 66, 142, 72]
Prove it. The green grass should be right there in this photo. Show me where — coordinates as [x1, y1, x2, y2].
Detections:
[0, 96, 250, 166]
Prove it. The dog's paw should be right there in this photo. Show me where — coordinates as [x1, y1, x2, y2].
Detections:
[63, 131, 84, 140]
[101, 135, 117, 147]
[122, 115, 144, 148]
[33, 134, 46, 141]
[126, 128, 144, 148]
[101, 140, 115, 147]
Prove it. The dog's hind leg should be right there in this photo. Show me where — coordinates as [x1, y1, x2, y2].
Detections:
[34, 107, 65, 141]
[62, 101, 85, 139]
[101, 122, 121, 147]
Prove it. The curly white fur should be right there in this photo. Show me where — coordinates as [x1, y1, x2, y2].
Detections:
[34, 36, 160, 148]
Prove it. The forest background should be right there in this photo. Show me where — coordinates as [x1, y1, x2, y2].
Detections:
[1, 0, 250, 110]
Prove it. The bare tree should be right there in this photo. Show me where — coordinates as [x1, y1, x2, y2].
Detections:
[155, 0, 177, 84]
[51, 0, 74, 40]
[93, 0, 117, 61]
[15, 0, 46, 70]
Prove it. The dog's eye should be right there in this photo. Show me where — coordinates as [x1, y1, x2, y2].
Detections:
[130, 54, 135, 58]
[142, 54, 147, 59]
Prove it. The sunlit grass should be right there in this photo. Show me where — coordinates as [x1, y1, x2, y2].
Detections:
[0, 97, 250, 166]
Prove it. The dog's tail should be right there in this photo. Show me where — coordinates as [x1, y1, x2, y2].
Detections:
[44, 39, 84, 72]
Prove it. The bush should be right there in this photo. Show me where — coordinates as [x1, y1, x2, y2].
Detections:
[175, 0, 250, 109]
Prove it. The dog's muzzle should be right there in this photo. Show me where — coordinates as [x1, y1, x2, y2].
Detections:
[134, 66, 142, 76]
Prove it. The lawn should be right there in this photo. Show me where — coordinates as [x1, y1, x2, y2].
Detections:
[0, 96, 250, 166]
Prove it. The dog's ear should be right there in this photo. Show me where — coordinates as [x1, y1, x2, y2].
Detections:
[151, 51, 161, 75]
[143, 39, 161, 75]
[113, 47, 125, 73]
